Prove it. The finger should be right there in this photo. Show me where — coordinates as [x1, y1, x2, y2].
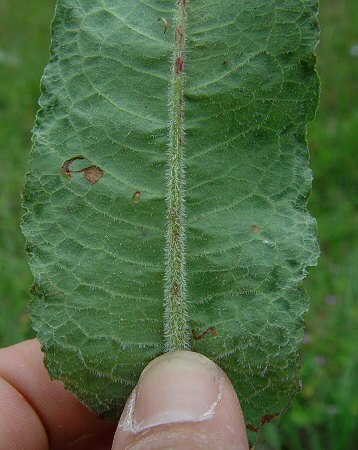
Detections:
[0, 376, 47, 450]
[113, 351, 249, 450]
[0, 339, 116, 449]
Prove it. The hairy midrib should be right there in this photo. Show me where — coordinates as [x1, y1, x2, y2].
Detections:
[164, 0, 189, 351]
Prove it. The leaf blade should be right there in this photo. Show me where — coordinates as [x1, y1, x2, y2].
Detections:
[22, 0, 319, 443]
[185, 0, 319, 438]
[23, 0, 175, 414]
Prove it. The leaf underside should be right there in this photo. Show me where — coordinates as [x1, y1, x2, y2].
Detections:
[22, 0, 319, 443]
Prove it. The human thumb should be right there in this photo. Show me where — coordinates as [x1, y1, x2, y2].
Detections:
[112, 351, 249, 449]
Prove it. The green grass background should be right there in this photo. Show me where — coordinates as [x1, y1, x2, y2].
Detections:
[0, 1, 357, 448]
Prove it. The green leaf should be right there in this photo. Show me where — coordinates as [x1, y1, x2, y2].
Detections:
[22, 0, 319, 443]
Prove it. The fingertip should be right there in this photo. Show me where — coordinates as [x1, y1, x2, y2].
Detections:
[113, 351, 249, 450]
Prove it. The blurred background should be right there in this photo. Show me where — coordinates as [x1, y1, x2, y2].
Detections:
[0, 1, 357, 449]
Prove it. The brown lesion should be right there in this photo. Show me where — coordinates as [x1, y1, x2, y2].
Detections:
[247, 424, 259, 433]
[251, 224, 261, 234]
[192, 326, 218, 341]
[247, 412, 280, 433]
[260, 413, 279, 425]
[83, 166, 103, 184]
[62, 156, 103, 184]
[132, 191, 141, 204]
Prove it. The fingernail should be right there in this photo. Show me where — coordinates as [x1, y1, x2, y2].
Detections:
[124, 351, 222, 432]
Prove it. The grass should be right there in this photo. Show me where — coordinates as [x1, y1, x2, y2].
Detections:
[0, 0, 55, 345]
[1, 1, 357, 448]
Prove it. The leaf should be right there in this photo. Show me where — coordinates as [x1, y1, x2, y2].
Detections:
[22, 0, 319, 444]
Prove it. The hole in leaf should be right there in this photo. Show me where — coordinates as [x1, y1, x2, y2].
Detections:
[62, 156, 103, 184]
[62, 156, 85, 178]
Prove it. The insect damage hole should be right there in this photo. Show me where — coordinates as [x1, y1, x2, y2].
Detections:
[62, 155, 85, 178]
[62, 156, 104, 184]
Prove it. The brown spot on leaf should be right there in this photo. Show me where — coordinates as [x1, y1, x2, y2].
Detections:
[260, 413, 279, 425]
[62, 156, 103, 184]
[251, 224, 261, 234]
[132, 191, 141, 204]
[223, 60, 229, 65]
[192, 326, 218, 341]
[83, 166, 103, 184]
[247, 412, 280, 433]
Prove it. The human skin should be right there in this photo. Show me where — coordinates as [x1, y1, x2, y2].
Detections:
[0, 340, 249, 449]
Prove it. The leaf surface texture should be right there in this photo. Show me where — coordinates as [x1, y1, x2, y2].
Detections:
[23, 0, 319, 441]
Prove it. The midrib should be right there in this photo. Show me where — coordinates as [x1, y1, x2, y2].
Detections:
[164, 0, 189, 351]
